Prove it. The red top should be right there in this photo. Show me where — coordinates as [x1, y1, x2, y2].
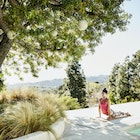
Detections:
[99, 98, 109, 115]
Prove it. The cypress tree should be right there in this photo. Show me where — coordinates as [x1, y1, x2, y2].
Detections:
[108, 63, 120, 104]
[66, 61, 87, 108]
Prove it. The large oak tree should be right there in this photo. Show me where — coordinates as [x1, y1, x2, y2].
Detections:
[0, 0, 131, 83]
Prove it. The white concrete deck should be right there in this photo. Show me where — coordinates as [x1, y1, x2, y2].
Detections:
[61, 101, 140, 140]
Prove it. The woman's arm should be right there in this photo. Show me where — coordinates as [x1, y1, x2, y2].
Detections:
[98, 101, 101, 118]
[107, 99, 111, 118]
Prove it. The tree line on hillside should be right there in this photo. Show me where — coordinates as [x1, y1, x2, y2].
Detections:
[108, 50, 140, 104]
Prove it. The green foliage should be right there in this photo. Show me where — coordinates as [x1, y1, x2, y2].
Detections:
[0, 71, 5, 92]
[57, 79, 70, 96]
[108, 92, 116, 104]
[0, 0, 131, 81]
[86, 82, 106, 95]
[59, 95, 80, 110]
[121, 96, 135, 103]
[129, 51, 140, 100]
[66, 61, 88, 108]
[0, 89, 66, 140]
[108, 63, 121, 104]
[57, 80, 107, 108]
[108, 50, 140, 104]
[86, 82, 107, 106]
[115, 57, 131, 102]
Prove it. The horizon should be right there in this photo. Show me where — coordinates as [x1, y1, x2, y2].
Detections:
[7, 74, 108, 86]
[5, 0, 140, 85]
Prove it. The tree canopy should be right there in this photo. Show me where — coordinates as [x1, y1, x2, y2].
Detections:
[0, 0, 131, 80]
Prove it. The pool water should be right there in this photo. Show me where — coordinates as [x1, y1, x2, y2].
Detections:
[128, 127, 140, 136]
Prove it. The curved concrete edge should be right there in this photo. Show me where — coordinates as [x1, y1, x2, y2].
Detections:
[11, 118, 65, 140]
[11, 131, 55, 140]
[50, 118, 65, 138]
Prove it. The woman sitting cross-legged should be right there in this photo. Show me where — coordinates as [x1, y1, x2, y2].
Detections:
[98, 88, 131, 120]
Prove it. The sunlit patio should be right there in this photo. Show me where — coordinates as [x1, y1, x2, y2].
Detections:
[62, 101, 140, 140]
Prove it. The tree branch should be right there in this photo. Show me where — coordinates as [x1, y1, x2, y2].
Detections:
[49, 0, 62, 6]
[0, 8, 9, 33]
[8, 0, 20, 7]
[2, 0, 7, 10]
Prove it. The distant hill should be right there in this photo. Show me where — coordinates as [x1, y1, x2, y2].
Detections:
[7, 75, 108, 90]
[7, 79, 64, 90]
[86, 75, 108, 83]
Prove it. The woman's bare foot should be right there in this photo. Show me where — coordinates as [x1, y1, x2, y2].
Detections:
[107, 115, 115, 120]
[126, 112, 131, 116]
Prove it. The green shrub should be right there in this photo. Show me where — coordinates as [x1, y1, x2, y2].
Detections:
[59, 95, 80, 110]
[121, 96, 135, 103]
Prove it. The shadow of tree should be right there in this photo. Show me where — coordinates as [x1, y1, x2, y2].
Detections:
[62, 117, 139, 140]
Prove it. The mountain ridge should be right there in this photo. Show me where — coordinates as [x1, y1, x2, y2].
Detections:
[7, 75, 108, 90]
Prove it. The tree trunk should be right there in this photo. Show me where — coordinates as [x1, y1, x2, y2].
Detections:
[0, 33, 12, 68]
[0, 33, 11, 91]
[0, 6, 12, 68]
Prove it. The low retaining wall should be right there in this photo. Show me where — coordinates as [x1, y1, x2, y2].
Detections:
[11, 131, 55, 140]
[12, 118, 65, 140]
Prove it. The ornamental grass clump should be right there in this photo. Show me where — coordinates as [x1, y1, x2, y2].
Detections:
[0, 92, 9, 114]
[8, 88, 38, 103]
[35, 94, 66, 129]
[0, 102, 40, 139]
[0, 89, 66, 140]
[0, 88, 39, 114]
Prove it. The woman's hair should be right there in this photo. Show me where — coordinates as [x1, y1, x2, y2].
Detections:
[102, 88, 108, 94]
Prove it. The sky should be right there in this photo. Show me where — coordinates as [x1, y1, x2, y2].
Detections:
[5, 0, 140, 84]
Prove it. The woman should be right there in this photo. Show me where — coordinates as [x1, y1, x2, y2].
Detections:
[98, 88, 131, 120]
